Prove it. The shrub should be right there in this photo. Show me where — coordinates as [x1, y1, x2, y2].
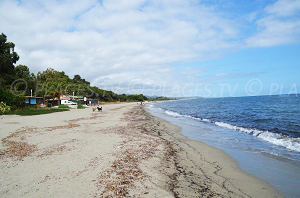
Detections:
[77, 102, 85, 109]
[0, 88, 24, 107]
[0, 102, 11, 113]
[58, 104, 70, 109]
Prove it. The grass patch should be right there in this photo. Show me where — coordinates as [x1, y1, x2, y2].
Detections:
[77, 103, 85, 109]
[0, 108, 69, 116]
[58, 104, 71, 109]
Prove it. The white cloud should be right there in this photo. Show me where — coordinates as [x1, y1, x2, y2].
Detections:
[246, 0, 300, 47]
[265, 0, 300, 17]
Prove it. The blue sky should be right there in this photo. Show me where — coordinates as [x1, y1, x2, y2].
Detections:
[1, 0, 299, 97]
[174, 44, 300, 97]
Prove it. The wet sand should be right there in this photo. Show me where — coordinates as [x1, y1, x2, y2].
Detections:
[0, 103, 282, 197]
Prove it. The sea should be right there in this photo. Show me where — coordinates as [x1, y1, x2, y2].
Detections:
[147, 94, 300, 198]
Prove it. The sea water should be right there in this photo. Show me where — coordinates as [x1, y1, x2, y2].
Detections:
[147, 94, 300, 197]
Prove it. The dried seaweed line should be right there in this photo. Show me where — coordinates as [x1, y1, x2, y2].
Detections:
[1, 139, 37, 160]
[94, 106, 163, 197]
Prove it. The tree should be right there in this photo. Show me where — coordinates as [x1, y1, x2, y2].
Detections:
[0, 33, 24, 107]
[118, 94, 127, 102]
[0, 87, 24, 107]
[0, 33, 20, 84]
[36, 68, 70, 105]
[73, 74, 82, 83]
[15, 65, 33, 79]
[73, 74, 89, 85]
[14, 65, 36, 95]
[127, 94, 146, 102]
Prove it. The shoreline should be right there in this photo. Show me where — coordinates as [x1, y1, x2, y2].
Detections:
[147, 101, 300, 198]
[143, 106, 282, 197]
[0, 103, 281, 197]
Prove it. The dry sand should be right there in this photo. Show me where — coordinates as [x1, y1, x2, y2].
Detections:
[0, 103, 282, 197]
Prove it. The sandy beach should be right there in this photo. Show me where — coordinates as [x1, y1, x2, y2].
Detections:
[0, 103, 282, 197]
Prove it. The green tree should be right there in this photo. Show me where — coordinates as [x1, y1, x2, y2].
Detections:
[73, 74, 89, 85]
[118, 94, 127, 102]
[36, 68, 70, 104]
[0, 33, 20, 85]
[15, 65, 34, 80]
[0, 33, 24, 107]
[0, 87, 24, 107]
[14, 65, 36, 95]
[127, 94, 147, 102]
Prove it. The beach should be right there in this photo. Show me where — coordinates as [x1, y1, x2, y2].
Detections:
[0, 103, 282, 197]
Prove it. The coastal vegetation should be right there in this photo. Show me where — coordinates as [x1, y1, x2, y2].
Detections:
[0, 33, 148, 114]
[148, 96, 175, 101]
[76, 102, 85, 109]
[0, 102, 10, 113]
[0, 107, 68, 116]
[58, 104, 71, 109]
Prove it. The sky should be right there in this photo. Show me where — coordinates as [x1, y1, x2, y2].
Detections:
[1, 0, 299, 97]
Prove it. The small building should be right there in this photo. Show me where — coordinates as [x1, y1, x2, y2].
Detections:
[46, 97, 59, 107]
[60, 97, 71, 104]
[24, 96, 44, 107]
[77, 97, 99, 106]
[89, 99, 99, 106]
[46, 96, 73, 106]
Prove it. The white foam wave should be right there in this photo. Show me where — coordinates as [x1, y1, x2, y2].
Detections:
[162, 110, 300, 152]
[165, 110, 182, 117]
[164, 110, 208, 122]
[185, 115, 200, 121]
[215, 122, 263, 136]
[214, 122, 300, 152]
[257, 132, 300, 152]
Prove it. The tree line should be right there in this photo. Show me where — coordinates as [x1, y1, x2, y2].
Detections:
[0, 33, 147, 108]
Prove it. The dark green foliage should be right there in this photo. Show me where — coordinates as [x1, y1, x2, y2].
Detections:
[14, 65, 36, 96]
[0, 33, 25, 107]
[127, 94, 147, 102]
[36, 72, 149, 102]
[148, 96, 173, 101]
[73, 74, 89, 85]
[0, 33, 19, 78]
[36, 68, 70, 98]
[0, 87, 24, 107]
[0, 33, 20, 87]
[118, 94, 127, 102]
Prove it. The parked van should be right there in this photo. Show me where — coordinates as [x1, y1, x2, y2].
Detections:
[63, 101, 77, 109]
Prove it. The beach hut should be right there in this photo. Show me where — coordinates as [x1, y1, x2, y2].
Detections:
[60, 96, 71, 104]
[24, 96, 44, 107]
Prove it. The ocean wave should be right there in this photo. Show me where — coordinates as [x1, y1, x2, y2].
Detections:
[164, 110, 212, 122]
[215, 122, 263, 136]
[163, 109, 300, 153]
[165, 110, 182, 117]
[214, 122, 300, 152]
[258, 132, 300, 152]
